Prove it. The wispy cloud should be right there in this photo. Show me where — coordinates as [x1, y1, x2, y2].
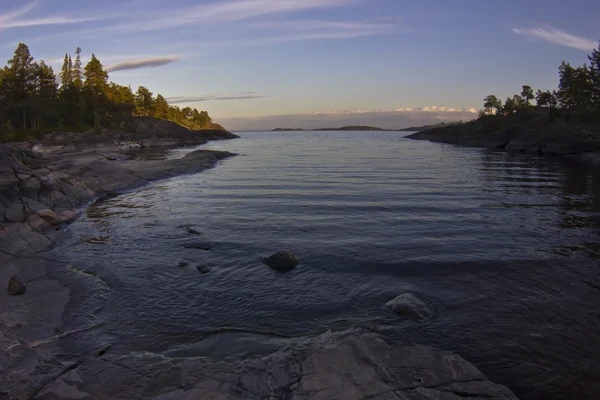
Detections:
[166, 93, 266, 104]
[310, 106, 478, 116]
[106, 56, 180, 72]
[0, 0, 100, 29]
[513, 27, 598, 51]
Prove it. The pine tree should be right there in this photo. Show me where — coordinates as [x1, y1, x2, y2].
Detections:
[6, 43, 36, 130]
[588, 41, 600, 107]
[521, 85, 534, 106]
[153, 94, 169, 119]
[83, 54, 109, 128]
[60, 53, 72, 87]
[135, 86, 154, 117]
[73, 47, 83, 89]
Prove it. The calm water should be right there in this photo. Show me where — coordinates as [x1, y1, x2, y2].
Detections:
[56, 131, 600, 399]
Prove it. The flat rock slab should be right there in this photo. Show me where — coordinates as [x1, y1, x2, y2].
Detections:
[33, 329, 518, 400]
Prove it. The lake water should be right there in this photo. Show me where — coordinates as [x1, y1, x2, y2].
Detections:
[55, 131, 600, 400]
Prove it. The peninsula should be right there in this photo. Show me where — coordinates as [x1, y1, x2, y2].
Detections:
[408, 41, 600, 166]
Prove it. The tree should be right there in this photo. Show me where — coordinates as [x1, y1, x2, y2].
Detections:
[83, 54, 109, 128]
[535, 90, 554, 107]
[73, 47, 83, 89]
[588, 40, 600, 107]
[521, 85, 534, 106]
[5, 43, 36, 130]
[30, 61, 59, 129]
[557, 62, 592, 110]
[60, 53, 72, 87]
[503, 97, 518, 115]
[483, 95, 502, 115]
[135, 86, 154, 117]
[153, 94, 169, 119]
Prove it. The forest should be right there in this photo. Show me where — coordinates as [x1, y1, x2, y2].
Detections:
[481, 40, 600, 120]
[0, 43, 219, 142]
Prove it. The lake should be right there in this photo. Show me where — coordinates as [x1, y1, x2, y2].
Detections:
[55, 131, 600, 400]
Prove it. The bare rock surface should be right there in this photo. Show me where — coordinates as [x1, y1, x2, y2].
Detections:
[29, 329, 517, 400]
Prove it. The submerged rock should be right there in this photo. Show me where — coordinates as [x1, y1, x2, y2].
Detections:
[8, 275, 26, 295]
[385, 293, 434, 320]
[177, 261, 190, 268]
[263, 251, 298, 272]
[196, 265, 211, 274]
[183, 241, 213, 251]
[184, 226, 201, 235]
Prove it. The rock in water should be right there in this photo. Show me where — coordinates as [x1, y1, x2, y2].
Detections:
[183, 241, 212, 251]
[385, 293, 434, 320]
[8, 275, 26, 295]
[263, 251, 298, 272]
[196, 265, 211, 274]
[185, 226, 201, 235]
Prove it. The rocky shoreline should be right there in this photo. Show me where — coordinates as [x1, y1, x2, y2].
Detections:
[406, 109, 600, 166]
[1, 120, 517, 399]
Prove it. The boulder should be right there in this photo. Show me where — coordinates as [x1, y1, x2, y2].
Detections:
[263, 251, 298, 272]
[8, 275, 26, 295]
[37, 209, 59, 225]
[28, 214, 49, 231]
[57, 209, 79, 224]
[385, 293, 434, 320]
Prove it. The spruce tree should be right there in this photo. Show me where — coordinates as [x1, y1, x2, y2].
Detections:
[83, 54, 109, 128]
[73, 47, 83, 89]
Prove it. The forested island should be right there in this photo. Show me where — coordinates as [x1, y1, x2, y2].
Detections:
[0, 43, 224, 143]
[313, 126, 387, 131]
[409, 40, 600, 163]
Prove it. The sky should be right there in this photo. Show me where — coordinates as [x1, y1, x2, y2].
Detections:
[0, 0, 599, 131]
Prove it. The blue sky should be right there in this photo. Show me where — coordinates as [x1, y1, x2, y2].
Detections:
[1, 0, 599, 130]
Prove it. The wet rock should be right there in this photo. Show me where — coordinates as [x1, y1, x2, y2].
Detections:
[385, 293, 434, 320]
[196, 265, 211, 274]
[8, 275, 26, 295]
[37, 209, 59, 225]
[263, 251, 298, 272]
[183, 241, 212, 251]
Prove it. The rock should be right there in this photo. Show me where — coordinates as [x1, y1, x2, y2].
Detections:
[185, 226, 201, 235]
[150, 329, 518, 400]
[183, 241, 213, 251]
[263, 251, 298, 272]
[8, 275, 26, 295]
[196, 265, 211, 274]
[28, 214, 49, 231]
[57, 209, 79, 224]
[5, 203, 25, 223]
[37, 209, 59, 225]
[385, 293, 434, 320]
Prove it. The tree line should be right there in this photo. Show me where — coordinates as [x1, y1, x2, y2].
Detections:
[482, 40, 600, 119]
[0, 43, 215, 140]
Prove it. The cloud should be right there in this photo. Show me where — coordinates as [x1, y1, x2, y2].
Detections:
[166, 93, 266, 104]
[218, 107, 478, 131]
[513, 27, 598, 51]
[0, 0, 100, 29]
[106, 56, 180, 72]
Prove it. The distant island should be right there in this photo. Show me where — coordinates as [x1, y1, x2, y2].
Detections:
[273, 128, 304, 131]
[398, 121, 462, 132]
[313, 126, 388, 131]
